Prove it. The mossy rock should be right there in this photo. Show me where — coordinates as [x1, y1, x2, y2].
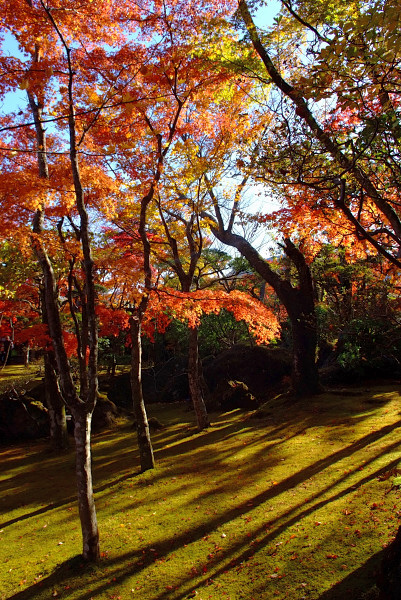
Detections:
[213, 379, 258, 411]
[132, 416, 164, 431]
[92, 394, 119, 432]
[0, 393, 49, 443]
[204, 344, 292, 406]
[107, 358, 190, 405]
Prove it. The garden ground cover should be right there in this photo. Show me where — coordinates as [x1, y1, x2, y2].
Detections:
[1, 381, 401, 599]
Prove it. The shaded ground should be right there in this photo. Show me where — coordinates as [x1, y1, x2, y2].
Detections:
[1, 382, 401, 599]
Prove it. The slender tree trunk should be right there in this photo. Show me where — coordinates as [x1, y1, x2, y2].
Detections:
[110, 355, 117, 378]
[23, 344, 30, 367]
[44, 352, 69, 451]
[71, 407, 99, 562]
[130, 314, 154, 472]
[188, 326, 210, 430]
[41, 285, 69, 451]
[28, 82, 100, 561]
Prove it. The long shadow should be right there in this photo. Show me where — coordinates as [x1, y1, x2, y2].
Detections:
[316, 550, 385, 599]
[0, 466, 147, 530]
[151, 453, 401, 600]
[0, 443, 74, 483]
[3, 555, 108, 600]
[7, 428, 399, 600]
[5, 407, 397, 531]
[4, 395, 400, 599]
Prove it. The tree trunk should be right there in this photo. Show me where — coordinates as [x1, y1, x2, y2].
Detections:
[71, 407, 100, 562]
[130, 314, 155, 472]
[28, 78, 100, 562]
[23, 344, 30, 367]
[207, 223, 320, 397]
[188, 326, 210, 430]
[289, 304, 320, 396]
[44, 352, 69, 450]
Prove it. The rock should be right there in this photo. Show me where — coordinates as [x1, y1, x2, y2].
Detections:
[0, 392, 49, 443]
[217, 380, 258, 411]
[132, 416, 164, 430]
[91, 394, 119, 431]
[148, 416, 164, 430]
[204, 344, 292, 409]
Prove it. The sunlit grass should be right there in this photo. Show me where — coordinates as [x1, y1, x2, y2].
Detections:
[0, 364, 42, 395]
[2, 384, 401, 599]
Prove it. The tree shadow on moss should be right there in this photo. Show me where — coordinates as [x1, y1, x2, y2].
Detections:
[316, 549, 384, 599]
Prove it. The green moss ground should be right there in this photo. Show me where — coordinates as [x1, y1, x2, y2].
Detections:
[2, 383, 401, 599]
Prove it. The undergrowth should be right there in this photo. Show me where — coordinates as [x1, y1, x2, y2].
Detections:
[1, 383, 401, 599]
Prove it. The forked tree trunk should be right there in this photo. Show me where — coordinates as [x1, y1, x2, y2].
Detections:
[28, 80, 99, 562]
[71, 408, 99, 562]
[130, 314, 155, 472]
[208, 221, 320, 398]
[188, 326, 210, 430]
[44, 352, 69, 451]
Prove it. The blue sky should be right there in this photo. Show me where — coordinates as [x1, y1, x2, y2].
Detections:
[255, 0, 281, 27]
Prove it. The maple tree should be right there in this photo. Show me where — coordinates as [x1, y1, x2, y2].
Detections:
[0, 0, 146, 560]
[0, 0, 245, 559]
[230, 1, 401, 592]
[1, 0, 400, 583]
[153, 81, 321, 395]
[153, 187, 212, 430]
[235, 0, 401, 265]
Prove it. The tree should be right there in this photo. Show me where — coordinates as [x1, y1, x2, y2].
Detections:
[0, 0, 129, 561]
[0, 244, 69, 450]
[153, 82, 321, 395]
[154, 188, 211, 429]
[236, 0, 401, 268]
[232, 0, 401, 592]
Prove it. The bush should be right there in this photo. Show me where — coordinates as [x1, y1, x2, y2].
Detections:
[335, 317, 401, 379]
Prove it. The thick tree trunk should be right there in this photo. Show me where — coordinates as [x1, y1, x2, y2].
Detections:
[207, 223, 320, 397]
[289, 306, 320, 396]
[130, 314, 155, 472]
[188, 326, 210, 430]
[44, 352, 69, 451]
[71, 408, 100, 562]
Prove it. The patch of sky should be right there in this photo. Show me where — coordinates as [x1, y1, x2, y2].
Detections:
[231, 1, 283, 258]
[254, 0, 281, 28]
[0, 32, 28, 114]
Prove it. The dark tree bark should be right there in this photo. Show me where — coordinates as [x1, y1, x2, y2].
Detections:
[44, 352, 69, 451]
[130, 314, 155, 472]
